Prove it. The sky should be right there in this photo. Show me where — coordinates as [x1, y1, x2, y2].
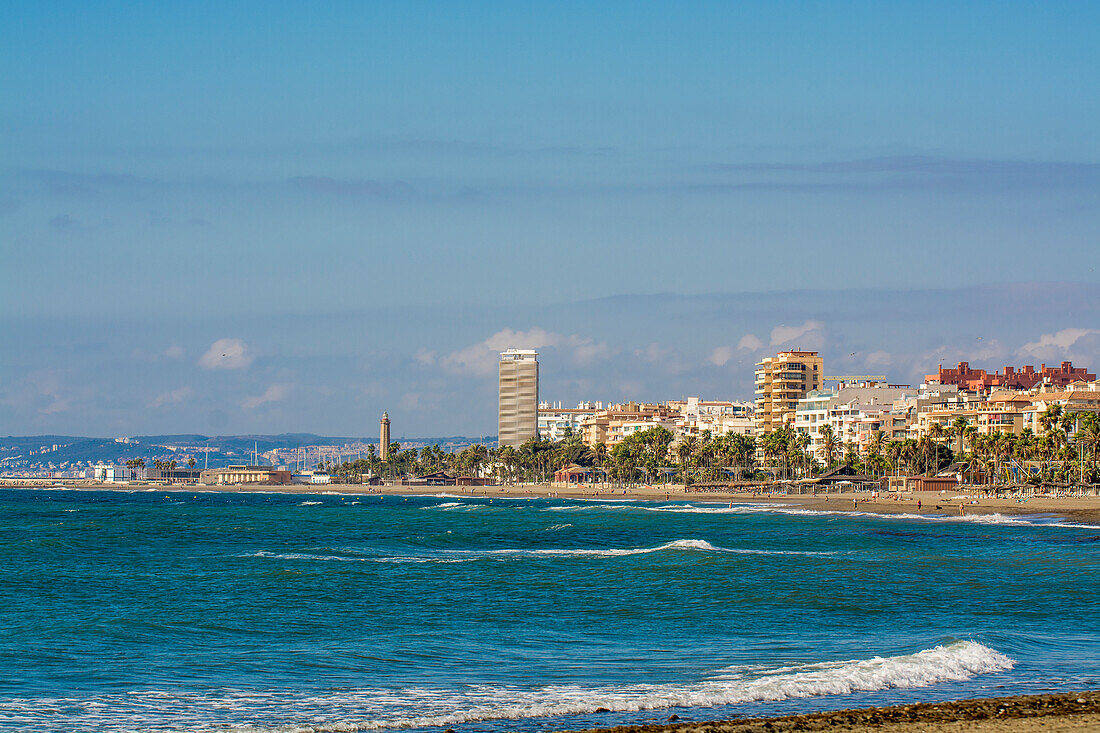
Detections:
[2, 2, 1099, 437]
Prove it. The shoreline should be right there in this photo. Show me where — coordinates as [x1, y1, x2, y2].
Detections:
[5, 479, 1100, 524]
[571, 691, 1100, 733]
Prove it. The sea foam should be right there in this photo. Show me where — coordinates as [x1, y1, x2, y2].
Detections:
[547, 500, 1100, 528]
[239, 540, 832, 565]
[4, 641, 1012, 732]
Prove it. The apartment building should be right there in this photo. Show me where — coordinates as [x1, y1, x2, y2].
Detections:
[794, 383, 917, 460]
[926, 361, 1096, 391]
[755, 351, 823, 434]
[537, 402, 601, 442]
[498, 349, 539, 448]
[667, 397, 755, 438]
[579, 402, 680, 447]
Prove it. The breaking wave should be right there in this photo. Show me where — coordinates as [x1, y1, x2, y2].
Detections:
[3, 641, 1012, 732]
[241, 540, 833, 564]
[546, 501, 1099, 528]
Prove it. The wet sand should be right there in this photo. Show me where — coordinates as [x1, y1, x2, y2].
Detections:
[571, 691, 1100, 733]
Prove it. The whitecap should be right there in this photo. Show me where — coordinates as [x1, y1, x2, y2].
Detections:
[5, 641, 1012, 732]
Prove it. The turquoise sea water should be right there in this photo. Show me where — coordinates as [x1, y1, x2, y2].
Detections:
[1, 489, 1098, 732]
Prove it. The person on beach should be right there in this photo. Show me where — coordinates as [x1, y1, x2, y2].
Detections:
[959, 503, 965, 515]
[853, 498, 858, 508]
[917, 499, 922, 511]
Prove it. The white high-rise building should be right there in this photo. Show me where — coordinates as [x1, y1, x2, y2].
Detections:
[498, 349, 539, 448]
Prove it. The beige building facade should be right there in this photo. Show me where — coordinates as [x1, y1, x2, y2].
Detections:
[755, 351, 823, 433]
[498, 349, 539, 448]
[199, 465, 292, 485]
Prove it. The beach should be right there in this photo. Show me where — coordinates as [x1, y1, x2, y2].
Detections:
[9, 478, 1098, 524]
[577, 692, 1100, 733]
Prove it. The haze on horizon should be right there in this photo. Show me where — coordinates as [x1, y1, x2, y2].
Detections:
[2, 2, 1099, 437]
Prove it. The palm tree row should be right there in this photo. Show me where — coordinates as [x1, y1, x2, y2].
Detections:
[311, 406, 1100, 488]
[952, 408, 1100, 486]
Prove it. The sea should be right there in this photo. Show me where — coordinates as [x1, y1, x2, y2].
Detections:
[1, 488, 1098, 733]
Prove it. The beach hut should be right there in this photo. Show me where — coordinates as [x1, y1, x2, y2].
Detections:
[810, 465, 878, 490]
[554, 464, 598, 484]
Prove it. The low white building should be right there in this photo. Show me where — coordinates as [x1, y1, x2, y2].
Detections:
[538, 402, 601, 442]
[669, 397, 756, 437]
[795, 383, 918, 460]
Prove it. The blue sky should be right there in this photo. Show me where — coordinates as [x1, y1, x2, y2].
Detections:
[2, 2, 1099, 436]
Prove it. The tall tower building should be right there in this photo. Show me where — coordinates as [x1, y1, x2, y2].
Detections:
[379, 411, 390, 461]
[498, 349, 539, 448]
[754, 351, 823, 434]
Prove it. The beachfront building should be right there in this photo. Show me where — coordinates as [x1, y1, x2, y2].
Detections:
[144, 467, 202, 483]
[579, 402, 680, 447]
[794, 383, 917, 460]
[908, 383, 1100, 440]
[667, 397, 755, 438]
[93, 464, 129, 482]
[199, 465, 292, 485]
[498, 349, 539, 448]
[754, 351, 823, 434]
[537, 402, 601, 442]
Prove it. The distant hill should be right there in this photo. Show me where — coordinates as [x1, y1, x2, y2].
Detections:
[0, 433, 497, 471]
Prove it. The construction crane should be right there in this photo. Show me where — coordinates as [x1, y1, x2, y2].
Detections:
[823, 375, 887, 382]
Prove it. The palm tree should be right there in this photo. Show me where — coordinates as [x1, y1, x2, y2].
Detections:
[790, 431, 810, 477]
[865, 431, 886, 479]
[884, 439, 902, 476]
[951, 416, 970, 457]
[820, 425, 838, 470]
[677, 435, 698, 480]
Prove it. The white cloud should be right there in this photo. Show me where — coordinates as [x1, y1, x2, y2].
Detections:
[148, 386, 192, 408]
[441, 328, 609, 375]
[414, 348, 436, 365]
[441, 327, 562, 376]
[1018, 328, 1100, 360]
[240, 384, 289, 410]
[199, 338, 253, 370]
[738, 334, 764, 351]
[439, 343, 503, 376]
[567, 336, 615, 366]
[633, 343, 688, 374]
[865, 350, 892, 367]
[708, 346, 735, 367]
[920, 339, 1010, 375]
[708, 334, 764, 366]
[164, 345, 184, 359]
[770, 320, 825, 349]
[635, 343, 669, 363]
[483, 327, 561, 351]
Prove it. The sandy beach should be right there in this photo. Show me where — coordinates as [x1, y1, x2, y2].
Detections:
[5, 479, 1100, 524]
[572, 691, 1100, 733]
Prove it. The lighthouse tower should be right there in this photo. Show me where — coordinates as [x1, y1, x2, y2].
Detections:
[379, 411, 391, 461]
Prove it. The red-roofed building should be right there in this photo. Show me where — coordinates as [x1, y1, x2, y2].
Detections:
[926, 361, 1095, 392]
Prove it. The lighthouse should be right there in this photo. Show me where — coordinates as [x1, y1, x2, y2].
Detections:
[379, 411, 391, 461]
